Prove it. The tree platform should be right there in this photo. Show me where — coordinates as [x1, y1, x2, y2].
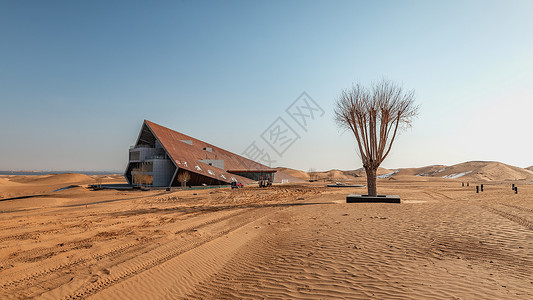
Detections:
[346, 194, 401, 203]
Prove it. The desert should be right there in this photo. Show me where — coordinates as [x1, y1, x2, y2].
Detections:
[1, 163, 532, 299]
[3, 1, 533, 299]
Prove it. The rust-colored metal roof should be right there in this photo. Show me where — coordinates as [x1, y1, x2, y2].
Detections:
[225, 170, 278, 173]
[143, 120, 275, 184]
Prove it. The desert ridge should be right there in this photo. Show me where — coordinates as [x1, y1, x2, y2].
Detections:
[2, 161, 531, 200]
[281, 161, 533, 182]
[278, 167, 393, 181]
[7, 173, 94, 184]
[0, 173, 124, 200]
[0, 171, 305, 200]
[402, 161, 533, 181]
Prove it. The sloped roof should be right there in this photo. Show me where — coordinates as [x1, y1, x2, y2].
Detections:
[143, 120, 275, 184]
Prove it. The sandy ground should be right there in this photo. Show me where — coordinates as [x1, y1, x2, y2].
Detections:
[0, 176, 532, 299]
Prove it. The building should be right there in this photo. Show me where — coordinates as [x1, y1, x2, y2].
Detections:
[124, 120, 276, 187]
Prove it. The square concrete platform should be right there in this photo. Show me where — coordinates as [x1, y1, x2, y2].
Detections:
[346, 194, 401, 203]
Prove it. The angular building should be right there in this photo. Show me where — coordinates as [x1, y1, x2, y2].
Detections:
[124, 120, 276, 187]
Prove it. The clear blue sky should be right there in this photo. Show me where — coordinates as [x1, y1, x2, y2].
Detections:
[1, 0, 532, 172]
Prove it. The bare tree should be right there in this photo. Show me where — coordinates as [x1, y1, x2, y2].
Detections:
[177, 171, 191, 189]
[334, 79, 418, 196]
[132, 163, 153, 188]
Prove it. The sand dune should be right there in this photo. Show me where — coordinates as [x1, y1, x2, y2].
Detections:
[277, 167, 360, 181]
[411, 161, 533, 181]
[396, 165, 447, 176]
[349, 167, 393, 177]
[280, 161, 533, 183]
[279, 167, 393, 182]
[277, 167, 310, 181]
[313, 169, 358, 181]
[0, 177, 20, 185]
[375, 161, 533, 182]
[1, 177, 531, 299]
[10, 173, 95, 184]
[0, 173, 124, 199]
[273, 170, 304, 183]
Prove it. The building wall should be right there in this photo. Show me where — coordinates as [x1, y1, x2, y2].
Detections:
[151, 158, 175, 186]
[127, 145, 176, 187]
[129, 147, 165, 162]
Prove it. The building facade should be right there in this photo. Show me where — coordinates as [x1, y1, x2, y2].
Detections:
[124, 120, 276, 187]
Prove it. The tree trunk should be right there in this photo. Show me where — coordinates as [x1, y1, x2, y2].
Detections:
[365, 167, 377, 196]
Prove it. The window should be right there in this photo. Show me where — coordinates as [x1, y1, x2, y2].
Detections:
[130, 151, 140, 161]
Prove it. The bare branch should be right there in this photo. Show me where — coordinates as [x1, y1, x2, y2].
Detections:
[333, 79, 419, 196]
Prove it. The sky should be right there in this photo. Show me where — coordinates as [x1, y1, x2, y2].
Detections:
[1, 0, 532, 172]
